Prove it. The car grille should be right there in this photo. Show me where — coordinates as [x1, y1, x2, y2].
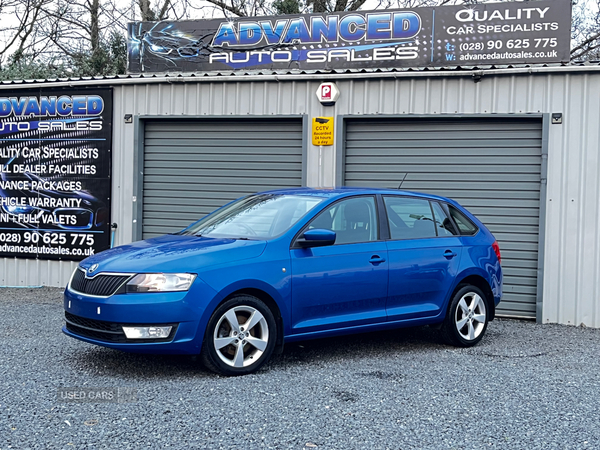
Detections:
[64, 312, 177, 343]
[70, 269, 131, 297]
[65, 311, 128, 342]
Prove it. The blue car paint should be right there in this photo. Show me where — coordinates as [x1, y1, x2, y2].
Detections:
[63, 188, 502, 354]
[80, 234, 268, 273]
[290, 240, 389, 332]
[385, 236, 463, 321]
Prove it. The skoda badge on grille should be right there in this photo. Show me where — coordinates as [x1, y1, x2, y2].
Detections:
[88, 264, 99, 275]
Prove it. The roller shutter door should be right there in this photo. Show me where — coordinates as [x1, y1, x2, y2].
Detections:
[344, 117, 542, 318]
[142, 119, 303, 239]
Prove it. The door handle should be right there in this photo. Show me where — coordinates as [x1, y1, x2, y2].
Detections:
[369, 255, 386, 265]
[444, 250, 457, 259]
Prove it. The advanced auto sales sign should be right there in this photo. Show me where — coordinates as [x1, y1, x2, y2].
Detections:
[0, 88, 112, 261]
[127, 0, 570, 73]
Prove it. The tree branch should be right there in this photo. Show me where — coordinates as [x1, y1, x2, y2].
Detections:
[14, 0, 44, 55]
[572, 42, 600, 61]
[570, 30, 600, 56]
[158, 0, 171, 20]
[334, 0, 347, 11]
[203, 0, 246, 17]
[0, 0, 35, 56]
[347, 0, 367, 10]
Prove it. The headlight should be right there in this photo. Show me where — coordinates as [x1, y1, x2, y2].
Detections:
[126, 273, 196, 293]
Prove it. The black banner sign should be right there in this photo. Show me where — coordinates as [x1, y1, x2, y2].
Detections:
[127, 0, 570, 73]
[0, 88, 112, 261]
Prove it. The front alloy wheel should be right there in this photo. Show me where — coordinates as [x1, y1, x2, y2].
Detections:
[201, 295, 277, 376]
[213, 305, 269, 368]
[441, 285, 489, 347]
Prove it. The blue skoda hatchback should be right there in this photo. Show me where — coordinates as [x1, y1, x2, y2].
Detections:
[63, 188, 502, 376]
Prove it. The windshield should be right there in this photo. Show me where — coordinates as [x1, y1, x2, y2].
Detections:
[178, 194, 325, 239]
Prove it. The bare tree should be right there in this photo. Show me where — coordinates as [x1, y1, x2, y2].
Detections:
[16, 0, 130, 76]
[0, 0, 48, 65]
[38, 0, 114, 57]
[570, 0, 600, 61]
[136, 0, 190, 21]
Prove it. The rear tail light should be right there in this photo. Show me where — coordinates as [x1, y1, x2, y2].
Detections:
[492, 240, 501, 264]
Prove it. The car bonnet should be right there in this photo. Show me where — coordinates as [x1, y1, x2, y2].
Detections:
[78, 234, 267, 274]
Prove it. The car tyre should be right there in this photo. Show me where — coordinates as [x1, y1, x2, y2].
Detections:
[201, 295, 277, 376]
[441, 285, 489, 347]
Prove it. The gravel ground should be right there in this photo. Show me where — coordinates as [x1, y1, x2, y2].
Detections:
[0, 287, 599, 450]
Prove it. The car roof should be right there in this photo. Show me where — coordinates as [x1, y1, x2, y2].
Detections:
[257, 187, 454, 203]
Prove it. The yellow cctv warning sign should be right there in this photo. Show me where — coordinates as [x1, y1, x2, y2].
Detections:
[312, 117, 334, 146]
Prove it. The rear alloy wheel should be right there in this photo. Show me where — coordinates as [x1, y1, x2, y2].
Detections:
[201, 295, 276, 376]
[441, 285, 489, 347]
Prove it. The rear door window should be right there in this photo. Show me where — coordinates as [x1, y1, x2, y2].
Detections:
[431, 202, 459, 236]
[383, 196, 436, 240]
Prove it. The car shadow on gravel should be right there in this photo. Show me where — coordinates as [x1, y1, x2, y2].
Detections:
[62, 346, 215, 379]
[61, 325, 448, 378]
[62, 321, 523, 377]
[269, 325, 447, 369]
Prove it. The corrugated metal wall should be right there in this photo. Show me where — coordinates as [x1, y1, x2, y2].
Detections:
[142, 118, 304, 238]
[1, 71, 598, 329]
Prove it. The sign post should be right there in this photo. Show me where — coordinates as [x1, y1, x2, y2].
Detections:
[312, 117, 334, 187]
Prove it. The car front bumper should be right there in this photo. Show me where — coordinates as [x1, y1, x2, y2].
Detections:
[62, 279, 217, 355]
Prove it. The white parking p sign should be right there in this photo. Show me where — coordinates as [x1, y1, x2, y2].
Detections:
[316, 82, 340, 106]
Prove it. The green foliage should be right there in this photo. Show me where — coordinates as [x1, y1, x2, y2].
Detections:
[273, 0, 302, 14]
[70, 32, 127, 77]
[0, 49, 68, 81]
[0, 32, 127, 81]
[109, 32, 128, 75]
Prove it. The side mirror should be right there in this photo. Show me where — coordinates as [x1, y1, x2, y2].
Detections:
[296, 229, 336, 248]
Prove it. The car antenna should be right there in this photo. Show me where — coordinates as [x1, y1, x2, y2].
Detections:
[398, 173, 408, 190]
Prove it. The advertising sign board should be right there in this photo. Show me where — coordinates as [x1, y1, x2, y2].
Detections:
[127, 0, 571, 73]
[0, 88, 112, 261]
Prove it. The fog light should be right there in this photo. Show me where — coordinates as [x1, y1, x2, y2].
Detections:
[122, 326, 172, 339]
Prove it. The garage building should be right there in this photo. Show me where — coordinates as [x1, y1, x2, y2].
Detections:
[0, 65, 599, 327]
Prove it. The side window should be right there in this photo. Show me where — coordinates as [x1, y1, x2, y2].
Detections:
[384, 196, 436, 240]
[448, 205, 478, 236]
[431, 202, 459, 236]
[306, 196, 378, 244]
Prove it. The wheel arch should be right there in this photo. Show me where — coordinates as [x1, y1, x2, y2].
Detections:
[453, 274, 496, 321]
[195, 278, 289, 357]
[222, 287, 285, 354]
